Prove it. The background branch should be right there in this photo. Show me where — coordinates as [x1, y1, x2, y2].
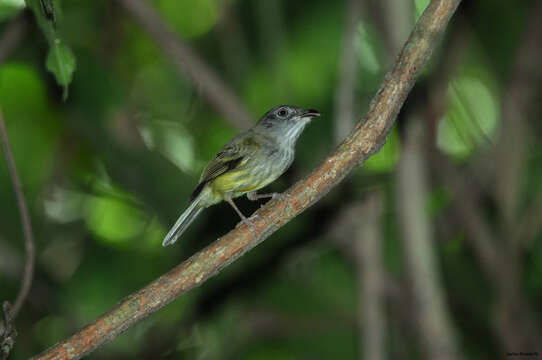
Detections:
[357, 192, 386, 360]
[435, 153, 542, 352]
[425, 4, 542, 352]
[32, 0, 462, 358]
[116, 0, 252, 130]
[495, 0, 542, 243]
[333, 0, 363, 143]
[397, 119, 460, 360]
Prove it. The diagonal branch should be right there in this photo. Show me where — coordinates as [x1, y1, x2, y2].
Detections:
[117, 0, 252, 130]
[32, 0, 462, 358]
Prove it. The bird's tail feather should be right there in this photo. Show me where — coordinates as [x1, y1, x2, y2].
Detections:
[162, 196, 203, 246]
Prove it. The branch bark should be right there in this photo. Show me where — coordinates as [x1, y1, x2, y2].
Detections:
[116, 0, 252, 130]
[32, 1, 462, 358]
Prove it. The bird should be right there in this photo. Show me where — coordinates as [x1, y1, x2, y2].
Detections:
[162, 105, 320, 246]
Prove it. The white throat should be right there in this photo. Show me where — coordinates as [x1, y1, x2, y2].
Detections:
[277, 118, 311, 149]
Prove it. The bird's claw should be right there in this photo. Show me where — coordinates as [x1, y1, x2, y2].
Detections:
[236, 216, 258, 233]
[272, 192, 293, 207]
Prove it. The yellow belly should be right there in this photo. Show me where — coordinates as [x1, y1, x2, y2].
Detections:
[210, 170, 267, 196]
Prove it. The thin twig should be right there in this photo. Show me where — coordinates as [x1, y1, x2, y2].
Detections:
[32, 1, 462, 358]
[0, 108, 36, 359]
[116, 0, 252, 130]
[0, 109, 36, 318]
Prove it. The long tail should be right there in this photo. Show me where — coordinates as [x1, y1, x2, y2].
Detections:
[162, 196, 203, 246]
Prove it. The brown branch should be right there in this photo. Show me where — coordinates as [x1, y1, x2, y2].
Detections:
[1, 303, 16, 360]
[32, 1, 462, 358]
[116, 0, 252, 130]
[0, 107, 36, 359]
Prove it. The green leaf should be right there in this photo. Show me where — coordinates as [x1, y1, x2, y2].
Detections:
[25, 0, 75, 99]
[46, 39, 76, 100]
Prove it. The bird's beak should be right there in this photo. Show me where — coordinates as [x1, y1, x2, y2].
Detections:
[301, 109, 321, 118]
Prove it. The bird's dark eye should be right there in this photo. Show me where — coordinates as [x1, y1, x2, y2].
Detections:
[278, 109, 288, 117]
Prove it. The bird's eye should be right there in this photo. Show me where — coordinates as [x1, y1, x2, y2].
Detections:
[277, 109, 288, 117]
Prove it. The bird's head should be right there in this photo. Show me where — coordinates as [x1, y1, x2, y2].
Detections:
[254, 105, 320, 145]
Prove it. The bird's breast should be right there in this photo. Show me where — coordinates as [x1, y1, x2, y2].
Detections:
[209, 146, 294, 197]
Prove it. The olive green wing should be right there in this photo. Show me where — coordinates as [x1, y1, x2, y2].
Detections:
[190, 134, 260, 201]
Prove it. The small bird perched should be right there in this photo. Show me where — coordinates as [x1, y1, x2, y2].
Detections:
[162, 105, 320, 246]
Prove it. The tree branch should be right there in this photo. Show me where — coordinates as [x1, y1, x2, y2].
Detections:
[0, 107, 36, 359]
[116, 0, 252, 130]
[32, 1, 461, 358]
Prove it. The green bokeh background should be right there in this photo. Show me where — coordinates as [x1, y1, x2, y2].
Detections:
[0, 0, 540, 359]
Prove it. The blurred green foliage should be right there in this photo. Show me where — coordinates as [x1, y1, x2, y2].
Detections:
[0, 0, 540, 359]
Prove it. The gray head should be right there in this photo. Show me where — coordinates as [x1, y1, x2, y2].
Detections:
[254, 105, 320, 145]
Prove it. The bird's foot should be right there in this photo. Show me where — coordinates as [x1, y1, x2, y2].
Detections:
[236, 214, 259, 233]
[271, 192, 291, 201]
[271, 192, 294, 207]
